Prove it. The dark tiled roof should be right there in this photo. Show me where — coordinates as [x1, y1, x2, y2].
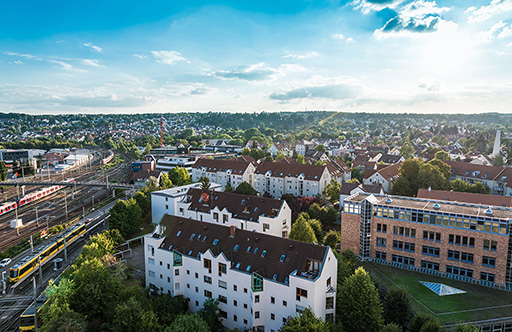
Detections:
[159, 215, 329, 283]
[193, 158, 252, 174]
[417, 188, 512, 207]
[374, 162, 402, 181]
[379, 154, 402, 164]
[444, 160, 505, 182]
[255, 162, 326, 180]
[361, 184, 384, 194]
[325, 160, 350, 176]
[340, 182, 359, 195]
[186, 188, 283, 222]
[133, 170, 162, 181]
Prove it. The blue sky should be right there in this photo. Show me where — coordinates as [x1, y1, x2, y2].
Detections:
[1, 0, 511, 114]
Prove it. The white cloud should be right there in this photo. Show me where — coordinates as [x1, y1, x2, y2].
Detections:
[467, 0, 512, 23]
[352, 0, 404, 14]
[49, 60, 86, 73]
[151, 50, 189, 65]
[418, 75, 442, 92]
[208, 63, 305, 82]
[507, 42, 512, 47]
[10, 60, 24, 65]
[373, 1, 455, 39]
[83, 43, 103, 53]
[80, 59, 103, 67]
[346, 37, 355, 43]
[134, 54, 147, 59]
[282, 51, 320, 59]
[474, 21, 512, 43]
[332, 33, 344, 40]
[3, 51, 37, 59]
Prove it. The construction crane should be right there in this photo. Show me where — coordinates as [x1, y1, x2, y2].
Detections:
[160, 118, 164, 147]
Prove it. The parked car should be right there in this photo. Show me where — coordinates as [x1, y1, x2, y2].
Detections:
[0, 258, 12, 268]
[84, 218, 93, 223]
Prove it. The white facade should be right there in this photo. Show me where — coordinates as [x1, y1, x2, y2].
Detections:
[156, 156, 197, 173]
[253, 168, 331, 199]
[64, 154, 92, 166]
[151, 183, 223, 224]
[364, 173, 392, 193]
[144, 223, 337, 332]
[191, 163, 255, 191]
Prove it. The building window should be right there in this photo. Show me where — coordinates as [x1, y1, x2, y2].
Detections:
[219, 262, 227, 275]
[148, 270, 155, 278]
[204, 290, 212, 298]
[404, 242, 415, 253]
[204, 258, 212, 272]
[213, 212, 218, 220]
[326, 297, 334, 309]
[148, 258, 155, 265]
[296, 288, 308, 301]
[167, 263, 170, 269]
[423, 231, 441, 242]
[482, 256, 496, 268]
[375, 251, 386, 260]
[255, 295, 260, 303]
[244, 288, 248, 293]
[446, 265, 473, 278]
[234, 315, 237, 322]
[271, 313, 275, 320]
[167, 277, 170, 283]
[481, 272, 495, 282]
[219, 310, 227, 319]
[244, 303, 248, 309]
[204, 276, 212, 284]
[175, 283, 180, 290]
[422, 246, 440, 257]
[195, 287, 198, 293]
[483, 240, 497, 251]
[271, 297, 275, 304]
[219, 280, 227, 289]
[219, 295, 227, 304]
[195, 273, 198, 279]
[376, 238, 386, 247]
[421, 260, 440, 271]
[283, 300, 287, 306]
[175, 269, 179, 276]
[393, 240, 404, 250]
[377, 223, 387, 233]
[233, 300, 237, 306]
[392, 254, 415, 266]
[173, 251, 182, 267]
[447, 250, 461, 261]
[255, 311, 260, 319]
[233, 285, 237, 292]
[461, 252, 474, 264]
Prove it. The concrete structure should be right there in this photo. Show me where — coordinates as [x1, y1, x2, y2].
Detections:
[156, 156, 197, 173]
[64, 154, 92, 166]
[151, 183, 223, 224]
[492, 130, 502, 157]
[177, 188, 291, 238]
[363, 163, 402, 193]
[191, 157, 256, 191]
[253, 162, 331, 199]
[340, 193, 512, 290]
[144, 216, 337, 331]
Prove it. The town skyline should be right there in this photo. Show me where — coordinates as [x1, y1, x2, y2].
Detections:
[1, 0, 512, 115]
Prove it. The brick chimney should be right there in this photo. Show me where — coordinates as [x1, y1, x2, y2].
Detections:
[229, 225, 236, 238]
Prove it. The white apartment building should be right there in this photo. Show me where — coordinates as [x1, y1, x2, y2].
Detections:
[156, 156, 197, 173]
[172, 188, 291, 238]
[151, 183, 223, 224]
[191, 156, 256, 191]
[253, 162, 331, 199]
[145, 216, 337, 332]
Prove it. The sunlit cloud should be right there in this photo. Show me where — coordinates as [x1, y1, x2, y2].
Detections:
[83, 42, 103, 53]
[151, 50, 189, 65]
[474, 21, 512, 43]
[282, 51, 320, 59]
[467, 0, 512, 23]
[352, 0, 404, 14]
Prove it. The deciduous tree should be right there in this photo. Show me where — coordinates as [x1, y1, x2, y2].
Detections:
[279, 307, 325, 332]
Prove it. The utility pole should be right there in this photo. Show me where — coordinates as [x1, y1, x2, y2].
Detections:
[33, 277, 38, 332]
[2, 271, 6, 296]
[30, 235, 33, 253]
[64, 189, 68, 222]
[92, 195, 95, 210]
[38, 256, 42, 289]
[15, 203, 19, 236]
[63, 236, 68, 263]
[46, 216, 49, 234]
[36, 206, 39, 227]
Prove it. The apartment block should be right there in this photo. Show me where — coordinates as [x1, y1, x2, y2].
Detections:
[191, 156, 256, 191]
[145, 216, 337, 332]
[340, 193, 512, 290]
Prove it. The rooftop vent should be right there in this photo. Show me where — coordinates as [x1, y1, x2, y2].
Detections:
[433, 203, 440, 210]
[385, 197, 392, 204]
[485, 208, 493, 215]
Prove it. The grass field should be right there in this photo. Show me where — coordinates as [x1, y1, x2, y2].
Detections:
[362, 261, 512, 324]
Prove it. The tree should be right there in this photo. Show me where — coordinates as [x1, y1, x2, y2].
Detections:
[198, 299, 222, 332]
[338, 267, 383, 332]
[381, 323, 403, 332]
[383, 288, 411, 328]
[133, 187, 153, 217]
[428, 159, 451, 180]
[159, 172, 173, 189]
[323, 230, 340, 250]
[199, 177, 211, 191]
[434, 150, 450, 161]
[276, 151, 285, 160]
[493, 155, 504, 167]
[143, 143, 152, 156]
[315, 144, 326, 153]
[324, 179, 341, 204]
[224, 182, 233, 192]
[399, 142, 414, 159]
[169, 167, 191, 187]
[165, 314, 209, 332]
[111, 296, 161, 332]
[40, 278, 75, 326]
[0, 161, 7, 182]
[69, 258, 123, 320]
[289, 216, 318, 243]
[235, 181, 258, 196]
[451, 323, 479, 332]
[351, 168, 363, 183]
[151, 294, 188, 326]
[409, 314, 436, 332]
[264, 155, 274, 162]
[279, 307, 325, 332]
[296, 154, 305, 164]
[109, 198, 143, 239]
[419, 320, 443, 332]
[41, 311, 87, 332]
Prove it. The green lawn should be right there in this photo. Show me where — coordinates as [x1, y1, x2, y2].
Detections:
[362, 261, 512, 324]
